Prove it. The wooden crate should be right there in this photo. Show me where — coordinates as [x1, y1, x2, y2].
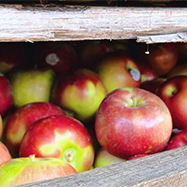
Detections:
[1, 1, 187, 187]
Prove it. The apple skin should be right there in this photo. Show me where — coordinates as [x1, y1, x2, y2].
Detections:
[94, 147, 125, 168]
[0, 74, 14, 116]
[79, 41, 115, 69]
[140, 77, 166, 94]
[142, 43, 178, 76]
[165, 128, 187, 151]
[0, 115, 3, 140]
[127, 154, 148, 160]
[0, 43, 29, 74]
[0, 141, 11, 166]
[95, 53, 141, 93]
[52, 69, 107, 123]
[167, 64, 187, 79]
[9, 68, 55, 107]
[5, 102, 65, 157]
[32, 42, 78, 75]
[19, 115, 95, 173]
[95, 87, 172, 159]
[157, 76, 187, 130]
[0, 155, 77, 187]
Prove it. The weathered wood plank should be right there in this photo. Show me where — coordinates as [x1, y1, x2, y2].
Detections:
[17, 146, 187, 187]
[1, 4, 187, 43]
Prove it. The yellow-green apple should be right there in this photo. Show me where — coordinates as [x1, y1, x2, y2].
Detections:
[142, 43, 178, 76]
[0, 74, 13, 116]
[0, 155, 77, 187]
[0, 141, 11, 166]
[95, 87, 172, 159]
[95, 53, 141, 93]
[0, 42, 29, 74]
[157, 76, 187, 129]
[5, 102, 65, 157]
[52, 69, 107, 123]
[140, 77, 166, 94]
[79, 41, 115, 69]
[9, 68, 55, 107]
[19, 115, 95, 173]
[94, 147, 125, 168]
[165, 128, 187, 151]
[167, 64, 187, 79]
[32, 42, 78, 75]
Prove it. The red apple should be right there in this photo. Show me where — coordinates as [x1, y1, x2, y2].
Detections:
[0, 115, 3, 140]
[140, 77, 166, 94]
[52, 68, 107, 123]
[0, 155, 77, 187]
[94, 147, 125, 168]
[95, 52, 141, 93]
[79, 41, 115, 69]
[0, 42, 29, 74]
[19, 115, 95, 173]
[128, 154, 148, 160]
[142, 43, 178, 76]
[137, 60, 158, 83]
[32, 42, 78, 75]
[165, 128, 187, 151]
[95, 87, 172, 159]
[157, 76, 187, 130]
[0, 74, 13, 116]
[5, 102, 65, 157]
[167, 64, 187, 79]
[9, 68, 55, 107]
[0, 141, 11, 166]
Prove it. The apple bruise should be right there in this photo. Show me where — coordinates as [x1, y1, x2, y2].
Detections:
[95, 88, 172, 158]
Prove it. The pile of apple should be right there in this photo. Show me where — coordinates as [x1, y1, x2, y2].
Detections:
[0, 40, 187, 186]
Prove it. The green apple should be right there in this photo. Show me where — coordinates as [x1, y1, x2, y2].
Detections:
[9, 68, 55, 107]
[94, 147, 126, 168]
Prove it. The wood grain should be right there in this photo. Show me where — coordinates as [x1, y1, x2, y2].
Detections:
[1, 4, 187, 43]
[17, 146, 187, 187]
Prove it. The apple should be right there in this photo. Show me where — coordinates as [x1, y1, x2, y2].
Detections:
[128, 154, 148, 160]
[19, 115, 95, 173]
[0, 155, 77, 187]
[140, 77, 166, 94]
[137, 60, 158, 83]
[0, 141, 11, 166]
[79, 41, 115, 69]
[95, 87, 172, 159]
[94, 147, 125, 168]
[95, 52, 141, 93]
[0, 42, 30, 74]
[157, 76, 187, 130]
[8, 68, 55, 107]
[165, 128, 187, 151]
[142, 43, 178, 76]
[32, 42, 78, 75]
[5, 102, 65, 157]
[52, 68, 107, 123]
[167, 64, 187, 79]
[0, 74, 13, 116]
[0, 115, 3, 140]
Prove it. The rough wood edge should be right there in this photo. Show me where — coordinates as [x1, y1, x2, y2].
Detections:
[1, 4, 187, 43]
[17, 146, 187, 187]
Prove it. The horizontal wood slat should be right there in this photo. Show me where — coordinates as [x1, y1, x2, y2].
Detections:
[17, 146, 187, 187]
[1, 4, 187, 43]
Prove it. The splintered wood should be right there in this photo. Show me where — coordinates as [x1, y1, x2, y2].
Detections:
[1, 4, 187, 43]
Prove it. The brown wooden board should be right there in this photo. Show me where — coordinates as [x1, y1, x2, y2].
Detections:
[1, 4, 187, 43]
[16, 146, 187, 187]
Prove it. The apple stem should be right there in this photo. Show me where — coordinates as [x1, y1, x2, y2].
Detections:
[29, 154, 36, 162]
